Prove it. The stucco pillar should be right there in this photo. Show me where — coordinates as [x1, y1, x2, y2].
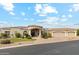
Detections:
[28, 29, 31, 36]
[65, 31, 68, 37]
[39, 29, 41, 37]
[75, 31, 77, 37]
[52, 32, 54, 37]
[10, 31, 15, 38]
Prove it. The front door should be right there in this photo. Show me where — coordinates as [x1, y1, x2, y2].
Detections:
[31, 29, 39, 37]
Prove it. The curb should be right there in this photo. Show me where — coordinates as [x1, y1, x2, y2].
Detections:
[0, 44, 33, 49]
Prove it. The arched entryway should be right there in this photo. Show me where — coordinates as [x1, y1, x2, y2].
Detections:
[27, 25, 43, 38]
[31, 29, 39, 37]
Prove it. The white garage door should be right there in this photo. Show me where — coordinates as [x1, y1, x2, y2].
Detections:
[68, 32, 75, 37]
[53, 32, 65, 38]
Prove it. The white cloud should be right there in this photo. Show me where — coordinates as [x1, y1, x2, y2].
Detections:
[36, 16, 69, 28]
[65, 24, 79, 28]
[61, 18, 68, 22]
[72, 24, 79, 28]
[37, 17, 60, 26]
[0, 0, 15, 15]
[73, 4, 79, 12]
[0, 21, 15, 28]
[69, 3, 79, 12]
[21, 12, 26, 16]
[35, 4, 42, 13]
[68, 14, 72, 18]
[35, 4, 58, 16]
[59, 14, 68, 22]
[61, 15, 66, 18]
[43, 6, 58, 14]
[9, 12, 15, 15]
[43, 17, 58, 22]
[0, 0, 14, 11]
[61, 14, 72, 19]
[69, 9, 73, 12]
[39, 13, 47, 16]
[37, 16, 68, 24]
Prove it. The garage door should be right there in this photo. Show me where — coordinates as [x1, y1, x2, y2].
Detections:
[68, 32, 75, 37]
[53, 32, 65, 38]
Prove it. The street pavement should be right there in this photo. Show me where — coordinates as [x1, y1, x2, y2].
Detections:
[0, 40, 79, 55]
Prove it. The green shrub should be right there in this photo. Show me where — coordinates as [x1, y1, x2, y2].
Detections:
[23, 31, 32, 39]
[0, 33, 2, 38]
[15, 32, 22, 38]
[47, 33, 52, 38]
[77, 29, 79, 36]
[23, 34, 32, 39]
[0, 39, 11, 44]
[23, 32, 28, 38]
[23, 31, 27, 37]
[42, 32, 48, 39]
[26, 35, 32, 39]
[0, 33, 10, 38]
[42, 31, 52, 39]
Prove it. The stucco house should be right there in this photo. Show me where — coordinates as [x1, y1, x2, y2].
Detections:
[0, 25, 77, 38]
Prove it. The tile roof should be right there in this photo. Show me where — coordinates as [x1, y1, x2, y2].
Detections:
[48, 28, 77, 32]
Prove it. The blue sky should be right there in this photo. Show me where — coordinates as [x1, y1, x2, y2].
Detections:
[0, 3, 79, 28]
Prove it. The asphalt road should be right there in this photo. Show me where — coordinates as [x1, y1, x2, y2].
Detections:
[1, 40, 79, 55]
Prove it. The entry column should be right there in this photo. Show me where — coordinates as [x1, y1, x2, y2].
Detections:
[65, 31, 68, 37]
[39, 29, 41, 37]
[28, 29, 31, 36]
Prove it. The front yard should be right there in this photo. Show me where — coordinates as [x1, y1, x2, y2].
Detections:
[10, 38, 35, 42]
[0, 38, 36, 44]
[0, 38, 36, 48]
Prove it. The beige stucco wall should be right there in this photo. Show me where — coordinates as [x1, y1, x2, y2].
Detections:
[0, 28, 25, 38]
[10, 28, 25, 38]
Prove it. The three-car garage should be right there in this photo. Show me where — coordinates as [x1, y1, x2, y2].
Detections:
[48, 28, 77, 38]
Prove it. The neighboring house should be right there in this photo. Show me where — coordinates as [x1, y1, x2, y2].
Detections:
[0, 25, 77, 38]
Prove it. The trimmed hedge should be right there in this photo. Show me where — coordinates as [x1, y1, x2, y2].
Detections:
[42, 31, 52, 39]
[47, 33, 52, 38]
[0, 39, 11, 44]
[0, 33, 10, 38]
[42, 32, 48, 39]
[15, 32, 22, 38]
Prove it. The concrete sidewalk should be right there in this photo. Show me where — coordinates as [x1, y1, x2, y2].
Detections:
[0, 37, 79, 49]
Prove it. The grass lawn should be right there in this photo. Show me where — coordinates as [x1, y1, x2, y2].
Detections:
[0, 38, 36, 43]
[0, 38, 36, 47]
[10, 38, 35, 42]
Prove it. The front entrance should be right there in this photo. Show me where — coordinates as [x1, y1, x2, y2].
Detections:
[31, 29, 39, 37]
